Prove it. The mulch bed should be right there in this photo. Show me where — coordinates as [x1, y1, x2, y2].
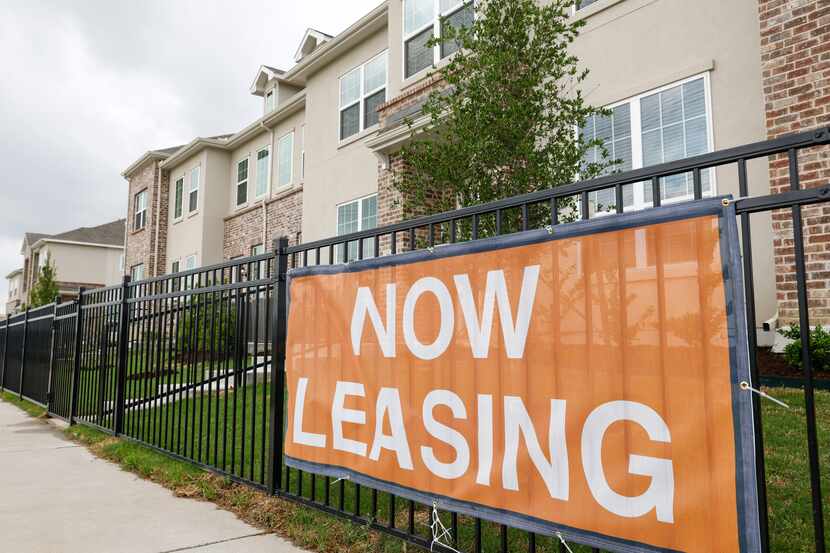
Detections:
[757, 347, 830, 381]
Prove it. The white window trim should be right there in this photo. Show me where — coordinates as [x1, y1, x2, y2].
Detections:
[585, 72, 716, 215]
[255, 145, 272, 199]
[184, 254, 198, 271]
[336, 193, 379, 262]
[277, 131, 295, 188]
[173, 176, 185, 222]
[265, 88, 276, 113]
[402, 0, 473, 81]
[134, 190, 148, 231]
[338, 50, 388, 142]
[236, 156, 250, 208]
[188, 166, 201, 215]
[130, 264, 145, 282]
[336, 193, 378, 235]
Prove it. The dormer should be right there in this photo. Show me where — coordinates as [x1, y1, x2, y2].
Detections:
[250, 65, 285, 114]
[250, 65, 305, 115]
[294, 28, 333, 63]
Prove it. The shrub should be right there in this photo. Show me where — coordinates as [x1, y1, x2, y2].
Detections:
[778, 325, 830, 372]
[176, 296, 238, 362]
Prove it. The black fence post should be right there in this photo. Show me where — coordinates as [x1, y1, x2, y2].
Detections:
[267, 236, 289, 495]
[69, 288, 86, 426]
[0, 316, 8, 392]
[18, 306, 29, 400]
[46, 296, 61, 413]
[114, 276, 131, 436]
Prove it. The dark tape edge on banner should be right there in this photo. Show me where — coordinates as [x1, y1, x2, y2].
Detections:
[284, 196, 762, 552]
[285, 455, 681, 553]
[719, 204, 763, 553]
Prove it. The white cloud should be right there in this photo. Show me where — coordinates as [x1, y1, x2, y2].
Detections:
[0, 0, 380, 308]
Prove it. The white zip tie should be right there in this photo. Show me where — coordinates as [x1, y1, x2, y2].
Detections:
[330, 475, 350, 486]
[430, 501, 463, 553]
[740, 381, 790, 409]
[556, 532, 575, 553]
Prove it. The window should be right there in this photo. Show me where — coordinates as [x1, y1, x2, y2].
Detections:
[404, 0, 474, 79]
[256, 147, 270, 197]
[236, 158, 249, 206]
[278, 132, 294, 187]
[130, 264, 145, 282]
[339, 51, 388, 140]
[265, 89, 275, 113]
[189, 167, 200, 213]
[580, 75, 713, 214]
[174, 178, 184, 219]
[171, 261, 180, 274]
[337, 194, 378, 262]
[134, 190, 148, 231]
[576, 0, 600, 9]
[251, 244, 265, 256]
[185, 255, 197, 271]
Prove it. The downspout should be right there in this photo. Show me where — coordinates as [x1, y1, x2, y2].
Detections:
[153, 160, 163, 277]
[261, 122, 274, 247]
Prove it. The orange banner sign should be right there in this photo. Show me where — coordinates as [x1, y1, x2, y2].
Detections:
[284, 200, 760, 552]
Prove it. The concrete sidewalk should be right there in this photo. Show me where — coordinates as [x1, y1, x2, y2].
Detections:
[0, 400, 305, 553]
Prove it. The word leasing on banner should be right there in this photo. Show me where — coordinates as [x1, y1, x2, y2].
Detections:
[284, 198, 761, 553]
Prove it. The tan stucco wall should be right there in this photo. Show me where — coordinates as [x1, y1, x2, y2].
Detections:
[35, 243, 123, 288]
[166, 151, 210, 270]
[301, 26, 390, 244]
[570, 0, 775, 333]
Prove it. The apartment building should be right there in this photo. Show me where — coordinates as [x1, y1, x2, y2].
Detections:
[5, 220, 126, 314]
[122, 0, 829, 340]
[5, 269, 23, 315]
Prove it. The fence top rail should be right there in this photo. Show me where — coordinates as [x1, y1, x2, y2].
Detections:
[128, 251, 276, 288]
[287, 126, 830, 254]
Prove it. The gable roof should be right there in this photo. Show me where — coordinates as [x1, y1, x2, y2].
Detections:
[48, 219, 126, 247]
[250, 65, 287, 96]
[294, 28, 334, 63]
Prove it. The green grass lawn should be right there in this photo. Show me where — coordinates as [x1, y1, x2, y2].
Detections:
[128, 385, 830, 552]
[3, 387, 827, 552]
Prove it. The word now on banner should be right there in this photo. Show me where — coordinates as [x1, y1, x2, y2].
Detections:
[284, 198, 761, 553]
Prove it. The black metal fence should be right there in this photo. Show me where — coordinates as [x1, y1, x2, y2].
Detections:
[1, 127, 828, 552]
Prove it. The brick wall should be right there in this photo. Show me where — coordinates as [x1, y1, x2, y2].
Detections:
[223, 187, 304, 259]
[759, 0, 830, 324]
[375, 75, 449, 254]
[125, 161, 167, 278]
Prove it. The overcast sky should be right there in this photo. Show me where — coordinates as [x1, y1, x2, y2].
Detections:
[0, 0, 381, 313]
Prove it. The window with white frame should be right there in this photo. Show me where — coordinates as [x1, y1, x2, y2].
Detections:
[236, 158, 249, 206]
[337, 194, 378, 262]
[256, 147, 270, 197]
[171, 260, 180, 274]
[189, 167, 200, 213]
[404, 0, 474, 79]
[134, 190, 148, 231]
[265, 89, 275, 113]
[576, 0, 600, 10]
[130, 264, 145, 282]
[277, 132, 293, 187]
[581, 75, 714, 215]
[185, 255, 197, 271]
[339, 51, 388, 140]
[250, 243, 266, 279]
[174, 178, 184, 219]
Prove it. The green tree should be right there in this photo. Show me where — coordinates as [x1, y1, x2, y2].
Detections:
[29, 255, 60, 308]
[397, 0, 614, 225]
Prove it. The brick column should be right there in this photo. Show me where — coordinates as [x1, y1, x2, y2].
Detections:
[759, 0, 830, 324]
